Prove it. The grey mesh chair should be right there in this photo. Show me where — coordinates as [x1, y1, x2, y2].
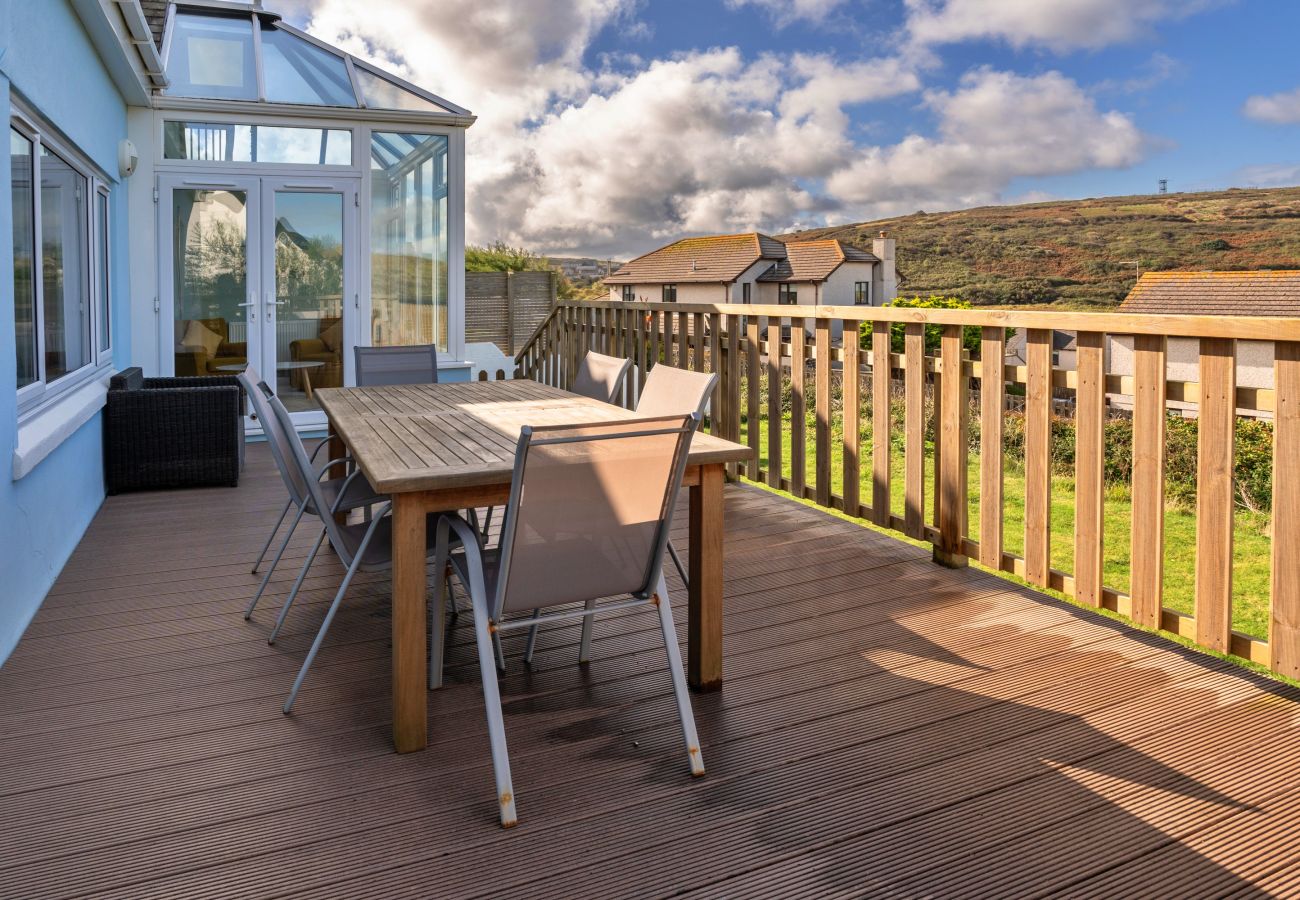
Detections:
[354, 344, 438, 386]
[430, 413, 705, 827]
[261, 385, 460, 714]
[238, 369, 384, 626]
[570, 351, 632, 404]
[636, 366, 719, 591]
[522, 365, 718, 662]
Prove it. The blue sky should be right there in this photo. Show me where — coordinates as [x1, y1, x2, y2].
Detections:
[288, 0, 1300, 257]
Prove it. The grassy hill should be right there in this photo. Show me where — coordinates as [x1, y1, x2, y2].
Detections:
[781, 186, 1300, 309]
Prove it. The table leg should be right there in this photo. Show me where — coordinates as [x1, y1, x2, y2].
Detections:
[688, 463, 725, 691]
[328, 432, 348, 527]
[391, 493, 428, 752]
[302, 369, 314, 402]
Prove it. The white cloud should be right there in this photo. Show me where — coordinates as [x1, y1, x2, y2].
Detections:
[296, 2, 1151, 256]
[904, 0, 1219, 51]
[1243, 87, 1300, 125]
[1233, 162, 1300, 187]
[724, 0, 849, 27]
[827, 69, 1148, 213]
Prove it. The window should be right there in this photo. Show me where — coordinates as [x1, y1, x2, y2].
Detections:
[370, 132, 450, 351]
[163, 12, 258, 101]
[11, 109, 111, 406]
[662, 284, 677, 303]
[163, 121, 352, 165]
[778, 283, 798, 305]
[621, 285, 634, 302]
[854, 281, 870, 305]
[742, 282, 751, 304]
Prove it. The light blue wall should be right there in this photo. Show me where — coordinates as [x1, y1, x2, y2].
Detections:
[0, 0, 132, 661]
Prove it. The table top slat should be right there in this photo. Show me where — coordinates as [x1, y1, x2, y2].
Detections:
[318, 380, 753, 494]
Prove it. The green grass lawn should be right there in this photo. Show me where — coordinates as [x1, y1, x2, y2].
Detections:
[736, 408, 1273, 640]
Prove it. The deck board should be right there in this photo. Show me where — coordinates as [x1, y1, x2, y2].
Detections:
[1, 445, 1297, 898]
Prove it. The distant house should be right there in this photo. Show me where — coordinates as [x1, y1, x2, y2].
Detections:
[1108, 271, 1300, 417]
[605, 231, 898, 310]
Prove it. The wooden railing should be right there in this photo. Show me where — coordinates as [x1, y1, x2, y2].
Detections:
[514, 300, 1300, 681]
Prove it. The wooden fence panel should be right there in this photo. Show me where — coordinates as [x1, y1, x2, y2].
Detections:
[979, 327, 1006, 570]
[1025, 329, 1052, 587]
[767, 317, 783, 489]
[1195, 338, 1236, 651]
[790, 319, 806, 499]
[1271, 342, 1300, 678]
[872, 322, 891, 528]
[904, 323, 924, 539]
[843, 327, 861, 517]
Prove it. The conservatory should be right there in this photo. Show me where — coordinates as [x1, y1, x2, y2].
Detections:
[127, 0, 475, 424]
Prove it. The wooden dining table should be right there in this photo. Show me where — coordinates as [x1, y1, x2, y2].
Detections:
[316, 379, 754, 753]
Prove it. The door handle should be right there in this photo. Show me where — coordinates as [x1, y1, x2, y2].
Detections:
[238, 297, 257, 321]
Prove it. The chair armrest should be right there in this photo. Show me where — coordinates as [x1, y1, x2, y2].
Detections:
[144, 375, 242, 390]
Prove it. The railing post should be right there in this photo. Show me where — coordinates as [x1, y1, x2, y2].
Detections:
[1271, 341, 1300, 678]
[979, 326, 1006, 572]
[872, 322, 891, 528]
[1195, 337, 1236, 651]
[1025, 328, 1052, 587]
[767, 316, 783, 489]
[903, 323, 925, 539]
[790, 317, 806, 499]
[1131, 333, 1167, 628]
[935, 324, 968, 568]
[746, 315, 761, 481]
[1074, 331, 1105, 605]
[842, 322, 861, 517]
[815, 319, 832, 508]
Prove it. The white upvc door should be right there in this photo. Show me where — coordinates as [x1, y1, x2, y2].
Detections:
[257, 175, 360, 428]
[159, 173, 264, 386]
[160, 173, 360, 430]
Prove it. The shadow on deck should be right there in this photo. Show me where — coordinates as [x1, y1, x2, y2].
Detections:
[1, 445, 1298, 898]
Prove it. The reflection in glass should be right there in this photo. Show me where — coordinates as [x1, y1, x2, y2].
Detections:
[275, 192, 344, 412]
[163, 121, 351, 165]
[96, 191, 110, 353]
[355, 67, 448, 113]
[11, 129, 36, 389]
[171, 189, 249, 378]
[260, 24, 356, 107]
[163, 13, 257, 101]
[41, 146, 90, 382]
[370, 133, 449, 351]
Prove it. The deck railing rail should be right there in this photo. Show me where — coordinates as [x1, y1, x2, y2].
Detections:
[514, 300, 1300, 680]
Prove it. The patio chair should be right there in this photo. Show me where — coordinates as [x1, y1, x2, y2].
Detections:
[354, 344, 439, 387]
[570, 351, 632, 404]
[635, 365, 719, 590]
[430, 414, 705, 827]
[238, 371, 383, 635]
[522, 365, 718, 663]
[262, 385, 460, 714]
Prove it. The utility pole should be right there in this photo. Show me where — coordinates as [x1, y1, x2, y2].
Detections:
[1158, 179, 1168, 194]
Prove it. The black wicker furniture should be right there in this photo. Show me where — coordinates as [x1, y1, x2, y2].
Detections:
[104, 368, 245, 494]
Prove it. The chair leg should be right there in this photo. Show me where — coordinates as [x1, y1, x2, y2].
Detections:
[468, 575, 518, 827]
[269, 528, 325, 645]
[523, 610, 542, 665]
[252, 497, 293, 574]
[655, 575, 704, 777]
[578, 599, 597, 664]
[430, 539, 452, 690]
[283, 555, 363, 714]
[246, 503, 307, 620]
[667, 539, 689, 589]
[493, 631, 507, 673]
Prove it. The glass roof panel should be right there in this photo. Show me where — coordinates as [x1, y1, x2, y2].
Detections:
[355, 67, 449, 113]
[164, 12, 258, 101]
[260, 24, 358, 107]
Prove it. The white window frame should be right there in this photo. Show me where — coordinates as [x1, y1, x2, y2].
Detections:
[94, 184, 113, 365]
[854, 281, 871, 305]
[11, 100, 113, 420]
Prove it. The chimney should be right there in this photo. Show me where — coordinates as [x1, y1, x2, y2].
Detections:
[872, 230, 897, 303]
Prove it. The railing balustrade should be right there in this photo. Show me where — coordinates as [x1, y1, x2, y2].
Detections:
[515, 300, 1300, 681]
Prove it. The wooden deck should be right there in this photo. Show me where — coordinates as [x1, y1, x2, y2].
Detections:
[2, 445, 1299, 898]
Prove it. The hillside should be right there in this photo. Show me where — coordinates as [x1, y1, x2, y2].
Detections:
[781, 186, 1300, 308]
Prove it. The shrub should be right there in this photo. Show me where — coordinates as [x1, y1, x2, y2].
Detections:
[858, 295, 985, 358]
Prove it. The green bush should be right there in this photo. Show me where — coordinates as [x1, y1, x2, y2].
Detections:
[857, 295, 986, 358]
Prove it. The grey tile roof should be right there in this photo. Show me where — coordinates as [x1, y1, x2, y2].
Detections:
[140, 0, 168, 50]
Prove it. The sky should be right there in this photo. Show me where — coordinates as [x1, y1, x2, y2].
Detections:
[278, 0, 1300, 259]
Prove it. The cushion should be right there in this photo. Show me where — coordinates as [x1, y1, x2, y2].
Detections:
[182, 319, 224, 358]
[320, 321, 343, 353]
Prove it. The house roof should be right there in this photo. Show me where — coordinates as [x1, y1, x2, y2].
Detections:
[1120, 270, 1300, 317]
[756, 239, 877, 283]
[607, 233, 875, 285]
[605, 233, 784, 284]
